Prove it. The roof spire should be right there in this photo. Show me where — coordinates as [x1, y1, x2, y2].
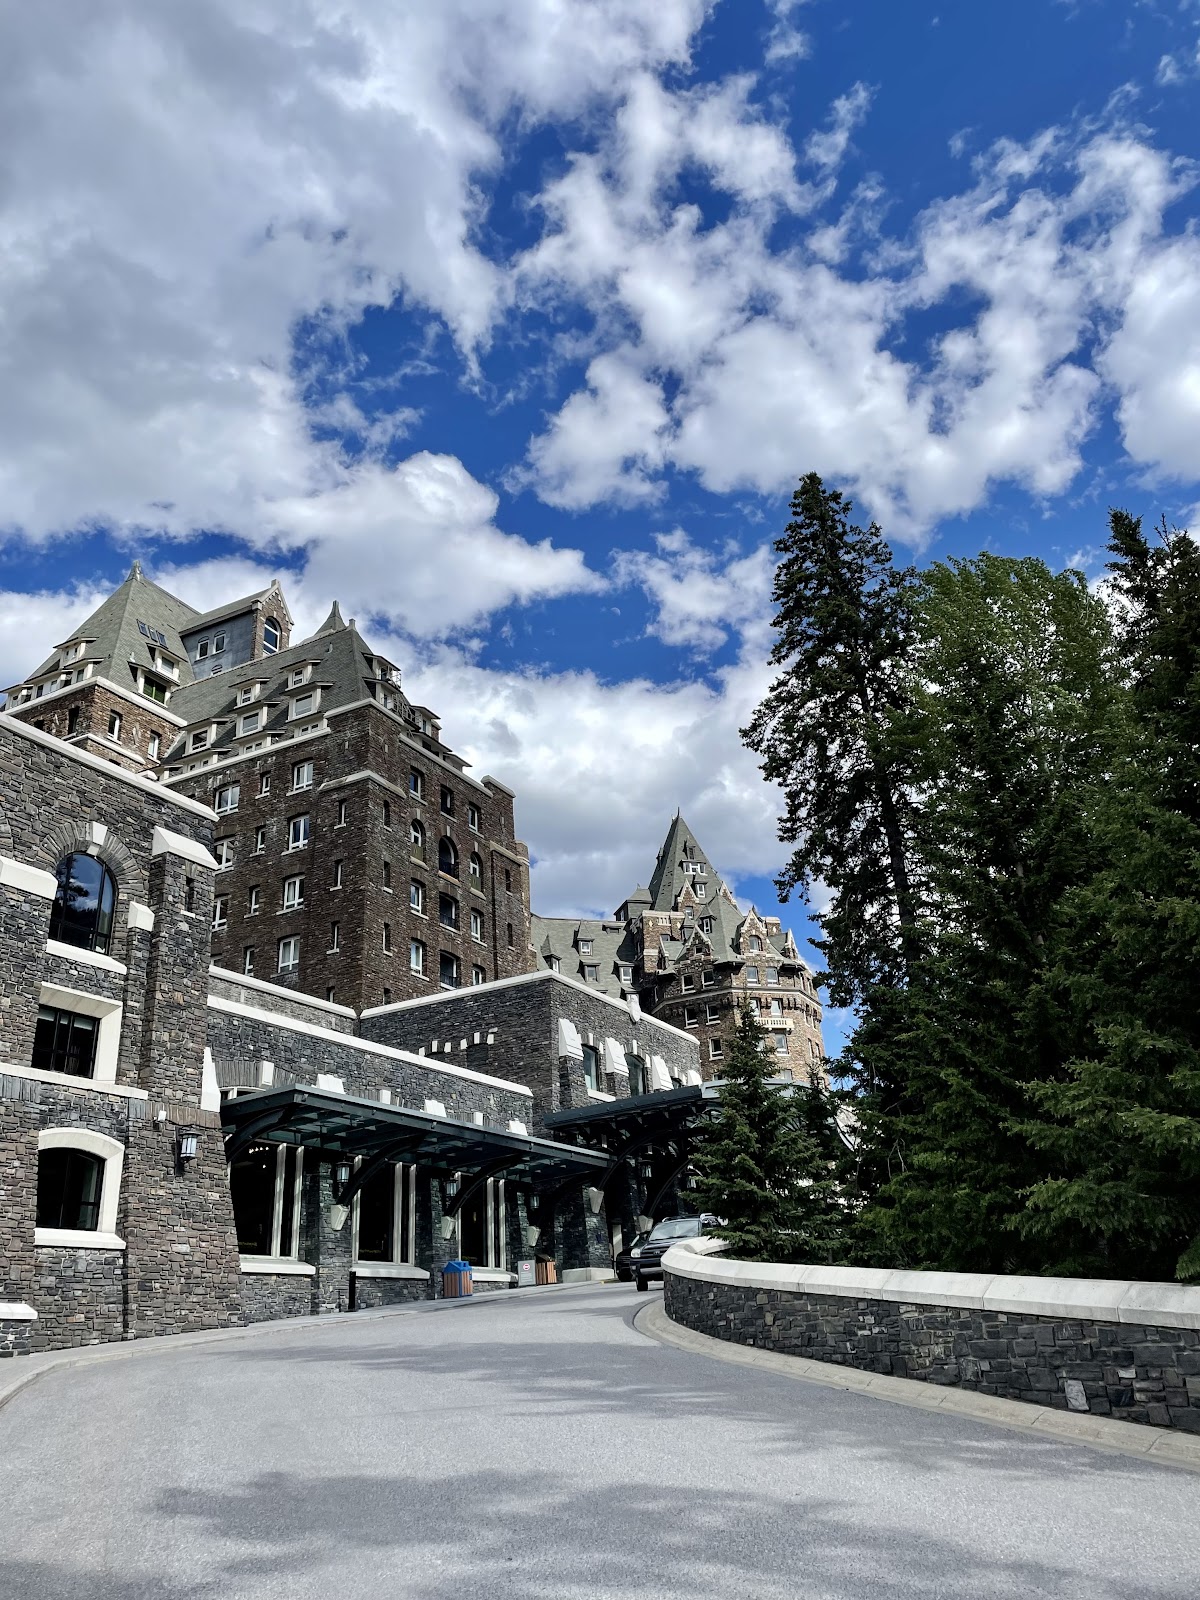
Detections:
[128, 560, 143, 582]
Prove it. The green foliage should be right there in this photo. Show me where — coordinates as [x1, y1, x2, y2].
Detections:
[692, 1004, 844, 1263]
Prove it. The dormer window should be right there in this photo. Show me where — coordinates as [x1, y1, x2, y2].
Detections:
[579, 938, 593, 955]
[289, 690, 317, 721]
[239, 711, 262, 736]
[190, 729, 209, 752]
[263, 618, 281, 654]
[238, 684, 260, 706]
[289, 666, 310, 688]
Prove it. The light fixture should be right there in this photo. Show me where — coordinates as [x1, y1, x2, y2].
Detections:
[332, 1159, 351, 1201]
[440, 1215, 457, 1241]
[639, 1163, 654, 1180]
[586, 1186, 604, 1214]
[176, 1131, 199, 1163]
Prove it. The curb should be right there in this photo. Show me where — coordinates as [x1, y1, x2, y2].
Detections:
[633, 1300, 1200, 1474]
[0, 1279, 597, 1419]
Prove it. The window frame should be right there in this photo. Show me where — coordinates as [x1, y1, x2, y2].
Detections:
[35, 1127, 125, 1248]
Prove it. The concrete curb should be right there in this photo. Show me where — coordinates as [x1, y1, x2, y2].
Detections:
[0, 1281, 590, 1419]
[634, 1299, 1200, 1475]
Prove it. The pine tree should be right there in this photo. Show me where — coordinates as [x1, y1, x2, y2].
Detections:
[691, 1004, 844, 1263]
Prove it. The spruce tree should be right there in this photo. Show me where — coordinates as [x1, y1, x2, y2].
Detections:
[691, 1004, 843, 1263]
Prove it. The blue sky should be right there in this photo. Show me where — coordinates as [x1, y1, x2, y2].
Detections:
[3, 1, 1200, 1055]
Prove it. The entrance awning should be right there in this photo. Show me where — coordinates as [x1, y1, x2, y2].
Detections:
[221, 1085, 608, 1212]
[542, 1083, 713, 1146]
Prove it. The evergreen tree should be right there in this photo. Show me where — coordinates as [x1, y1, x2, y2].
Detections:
[742, 473, 921, 1009]
[692, 1004, 844, 1262]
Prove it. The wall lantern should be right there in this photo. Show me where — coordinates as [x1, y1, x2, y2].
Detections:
[332, 1159, 352, 1201]
[527, 1225, 541, 1249]
[176, 1131, 199, 1167]
[586, 1186, 605, 1215]
[639, 1163, 654, 1180]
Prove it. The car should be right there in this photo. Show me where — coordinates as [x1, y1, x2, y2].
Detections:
[614, 1229, 651, 1282]
[632, 1214, 719, 1290]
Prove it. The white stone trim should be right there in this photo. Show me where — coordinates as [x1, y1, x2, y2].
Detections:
[239, 1257, 316, 1276]
[126, 901, 155, 933]
[0, 855, 58, 899]
[561, 1267, 616, 1283]
[45, 938, 127, 975]
[0, 1061, 147, 1100]
[587, 1090, 615, 1103]
[471, 1268, 517, 1284]
[0, 1302, 37, 1321]
[556, 1016, 584, 1061]
[152, 826, 220, 871]
[38, 983, 123, 1086]
[362, 967, 697, 1043]
[661, 1245, 1200, 1331]
[206, 994, 534, 1096]
[351, 1263, 429, 1280]
[36, 1125, 125, 1244]
[161, 723, 329, 784]
[209, 964, 356, 1019]
[1, 711, 213, 812]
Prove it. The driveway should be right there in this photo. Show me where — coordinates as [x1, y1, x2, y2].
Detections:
[1, 1283, 1197, 1599]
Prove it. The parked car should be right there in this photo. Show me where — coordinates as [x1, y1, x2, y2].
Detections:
[632, 1214, 719, 1290]
[614, 1229, 651, 1282]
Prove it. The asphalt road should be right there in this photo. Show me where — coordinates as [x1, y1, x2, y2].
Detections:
[1, 1283, 1198, 1600]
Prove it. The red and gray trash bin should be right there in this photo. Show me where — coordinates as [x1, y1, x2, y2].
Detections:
[442, 1259, 473, 1298]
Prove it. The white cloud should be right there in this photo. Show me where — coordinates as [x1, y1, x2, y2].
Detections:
[804, 82, 874, 174]
[0, 583, 114, 691]
[614, 529, 774, 652]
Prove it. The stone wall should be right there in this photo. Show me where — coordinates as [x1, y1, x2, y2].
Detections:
[208, 968, 357, 1033]
[240, 1272, 314, 1324]
[664, 1252, 1200, 1432]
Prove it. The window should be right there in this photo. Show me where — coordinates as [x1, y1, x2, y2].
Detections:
[258, 772, 271, 797]
[291, 760, 313, 791]
[49, 853, 117, 955]
[684, 1007, 698, 1028]
[709, 1039, 724, 1061]
[289, 666, 309, 688]
[282, 875, 304, 911]
[440, 785, 454, 816]
[326, 987, 336, 1003]
[238, 685, 258, 706]
[185, 877, 196, 912]
[354, 1162, 414, 1267]
[240, 711, 262, 736]
[766, 967, 779, 986]
[438, 837, 458, 878]
[472, 965, 486, 986]
[548, 956, 561, 973]
[749, 936, 764, 953]
[37, 1146, 103, 1231]
[470, 909, 484, 942]
[411, 819, 426, 859]
[108, 711, 122, 739]
[382, 922, 392, 953]
[468, 803, 481, 832]
[771, 998, 783, 1015]
[337, 798, 348, 827]
[215, 783, 240, 814]
[214, 838, 234, 871]
[32, 1006, 98, 1078]
[579, 938, 593, 955]
[409, 769, 425, 800]
[230, 1144, 301, 1258]
[262, 618, 281, 654]
[701, 969, 715, 988]
[410, 939, 426, 976]
[382, 858, 392, 890]
[410, 880, 424, 914]
[288, 814, 310, 850]
[212, 895, 229, 930]
[196, 639, 209, 660]
[142, 678, 167, 705]
[681, 974, 695, 993]
[190, 729, 209, 752]
[626, 1055, 647, 1095]
[506, 922, 514, 948]
[242, 946, 255, 975]
[382, 987, 392, 1005]
[439, 951, 460, 989]
[772, 1030, 789, 1054]
[700, 917, 713, 934]
[254, 825, 267, 854]
[504, 867, 512, 892]
[583, 963, 599, 982]
[289, 692, 316, 720]
[278, 936, 300, 973]
[147, 731, 160, 760]
[332, 860, 344, 889]
[329, 921, 340, 953]
[619, 964, 633, 985]
[706, 1004, 721, 1025]
[745, 966, 759, 984]
[67, 707, 82, 737]
[439, 893, 459, 929]
[581, 1044, 600, 1092]
[469, 852, 483, 889]
[382, 798, 391, 827]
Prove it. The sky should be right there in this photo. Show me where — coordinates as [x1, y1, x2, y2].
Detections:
[3, 0, 1200, 1055]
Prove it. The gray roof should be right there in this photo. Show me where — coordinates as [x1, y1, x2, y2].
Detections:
[647, 813, 723, 912]
[530, 914, 639, 999]
[12, 562, 202, 695]
[181, 581, 290, 636]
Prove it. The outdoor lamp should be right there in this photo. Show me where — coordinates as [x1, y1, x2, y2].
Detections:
[639, 1162, 654, 1180]
[176, 1131, 199, 1164]
[527, 1225, 541, 1248]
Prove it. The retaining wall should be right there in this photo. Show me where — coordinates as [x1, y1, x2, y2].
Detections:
[663, 1245, 1200, 1432]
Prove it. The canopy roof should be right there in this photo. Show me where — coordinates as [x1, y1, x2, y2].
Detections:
[222, 1085, 608, 1191]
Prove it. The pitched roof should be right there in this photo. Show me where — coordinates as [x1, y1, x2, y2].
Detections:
[530, 914, 639, 1000]
[182, 580, 290, 635]
[646, 812, 725, 912]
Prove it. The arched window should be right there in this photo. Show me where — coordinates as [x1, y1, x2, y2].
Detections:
[410, 819, 425, 861]
[49, 852, 117, 954]
[262, 617, 281, 654]
[438, 837, 458, 878]
[469, 851, 483, 889]
[37, 1147, 103, 1231]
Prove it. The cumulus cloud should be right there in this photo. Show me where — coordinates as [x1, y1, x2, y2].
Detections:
[614, 529, 775, 652]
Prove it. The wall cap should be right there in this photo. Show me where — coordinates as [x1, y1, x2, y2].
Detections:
[0, 855, 58, 899]
[0, 1302, 38, 1321]
[239, 1257, 316, 1276]
[661, 1245, 1200, 1330]
[152, 826, 220, 871]
[45, 938, 128, 975]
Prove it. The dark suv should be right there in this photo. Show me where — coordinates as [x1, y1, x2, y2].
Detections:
[632, 1214, 718, 1290]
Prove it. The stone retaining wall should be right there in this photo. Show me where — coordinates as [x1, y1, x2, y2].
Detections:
[664, 1248, 1200, 1432]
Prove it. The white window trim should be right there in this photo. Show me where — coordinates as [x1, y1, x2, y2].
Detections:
[37, 983, 123, 1086]
[44, 938, 127, 976]
[35, 1126, 125, 1248]
[351, 1161, 416, 1270]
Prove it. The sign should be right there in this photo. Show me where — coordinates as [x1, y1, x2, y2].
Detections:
[517, 1259, 536, 1287]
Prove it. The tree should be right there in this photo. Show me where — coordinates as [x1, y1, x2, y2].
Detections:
[742, 473, 921, 1010]
[691, 1004, 844, 1262]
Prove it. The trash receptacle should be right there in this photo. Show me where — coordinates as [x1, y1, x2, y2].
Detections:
[442, 1258, 473, 1298]
[535, 1259, 557, 1286]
